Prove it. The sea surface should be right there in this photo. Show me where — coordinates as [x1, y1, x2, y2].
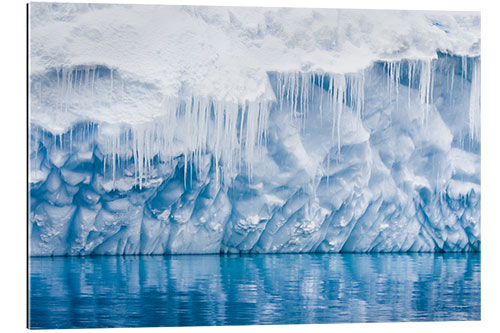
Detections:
[29, 253, 480, 329]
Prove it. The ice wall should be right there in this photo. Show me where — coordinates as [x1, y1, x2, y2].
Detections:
[29, 4, 480, 255]
[29, 54, 480, 255]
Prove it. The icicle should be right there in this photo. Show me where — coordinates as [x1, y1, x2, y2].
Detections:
[469, 58, 481, 142]
[358, 70, 365, 119]
[103, 155, 107, 178]
[293, 73, 299, 118]
[112, 134, 117, 188]
[41, 67, 368, 190]
[330, 74, 346, 160]
[278, 73, 284, 112]
[138, 128, 144, 189]
[319, 73, 325, 118]
[91, 66, 96, 94]
[408, 61, 413, 108]
[274, 70, 365, 161]
[418, 59, 433, 125]
[386, 62, 390, 95]
[395, 62, 400, 108]
[239, 103, 247, 171]
[386, 61, 401, 108]
[349, 71, 365, 120]
[462, 56, 468, 81]
[92, 95, 272, 187]
[78, 67, 84, 91]
[449, 64, 455, 106]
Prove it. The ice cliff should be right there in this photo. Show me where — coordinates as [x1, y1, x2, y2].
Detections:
[29, 3, 480, 255]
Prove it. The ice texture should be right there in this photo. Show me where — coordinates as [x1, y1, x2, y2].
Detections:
[29, 4, 480, 255]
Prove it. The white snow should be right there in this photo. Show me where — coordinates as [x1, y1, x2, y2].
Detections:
[30, 4, 479, 129]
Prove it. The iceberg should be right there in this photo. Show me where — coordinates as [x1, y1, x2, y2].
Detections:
[29, 3, 480, 255]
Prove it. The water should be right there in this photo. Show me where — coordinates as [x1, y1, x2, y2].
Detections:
[28, 253, 480, 329]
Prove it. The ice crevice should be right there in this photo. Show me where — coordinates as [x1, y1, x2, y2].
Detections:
[29, 55, 480, 255]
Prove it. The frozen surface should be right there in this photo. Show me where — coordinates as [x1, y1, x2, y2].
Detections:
[29, 4, 480, 255]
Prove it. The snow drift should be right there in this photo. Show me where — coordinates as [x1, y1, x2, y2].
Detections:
[29, 3, 480, 255]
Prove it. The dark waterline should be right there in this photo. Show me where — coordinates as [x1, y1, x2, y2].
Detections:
[28, 253, 480, 329]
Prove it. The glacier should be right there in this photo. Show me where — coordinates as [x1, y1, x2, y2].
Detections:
[29, 3, 480, 255]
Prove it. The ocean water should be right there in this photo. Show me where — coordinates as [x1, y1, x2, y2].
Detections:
[28, 253, 480, 329]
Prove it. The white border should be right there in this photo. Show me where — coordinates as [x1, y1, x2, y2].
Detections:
[1, 0, 499, 332]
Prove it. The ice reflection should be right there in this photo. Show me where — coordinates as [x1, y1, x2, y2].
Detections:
[29, 253, 480, 329]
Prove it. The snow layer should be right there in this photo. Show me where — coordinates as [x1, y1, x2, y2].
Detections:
[30, 3, 480, 132]
[29, 3, 480, 255]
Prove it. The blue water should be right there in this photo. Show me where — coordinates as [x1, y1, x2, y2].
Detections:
[28, 253, 480, 329]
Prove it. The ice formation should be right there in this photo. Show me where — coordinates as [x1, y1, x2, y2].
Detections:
[29, 3, 480, 255]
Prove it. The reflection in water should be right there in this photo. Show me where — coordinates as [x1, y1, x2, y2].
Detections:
[29, 253, 480, 329]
